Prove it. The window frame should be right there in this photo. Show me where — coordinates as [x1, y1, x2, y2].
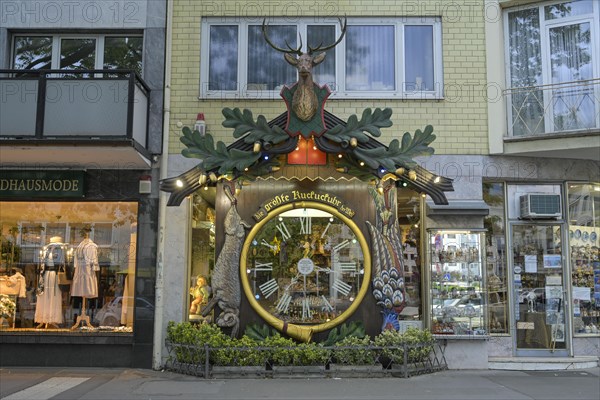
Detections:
[200, 17, 443, 100]
[11, 33, 144, 73]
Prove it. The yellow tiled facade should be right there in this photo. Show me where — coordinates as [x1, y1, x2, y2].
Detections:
[168, 0, 489, 155]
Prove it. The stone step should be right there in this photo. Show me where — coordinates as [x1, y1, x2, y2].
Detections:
[489, 356, 599, 371]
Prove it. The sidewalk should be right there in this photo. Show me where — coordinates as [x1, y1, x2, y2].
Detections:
[1, 366, 599, 400]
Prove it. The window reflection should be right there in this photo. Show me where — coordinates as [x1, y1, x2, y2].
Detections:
[12, 36, 53, 70]
[483, 182, 509, 334]
[104, 37, 143, 75]
[345, 25, 395, 91]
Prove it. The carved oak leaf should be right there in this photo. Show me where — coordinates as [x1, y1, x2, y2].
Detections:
[353, 125, 436, 170]
[180, 127, 261, 174]
[324, 108, 393, 144]
[222, 107, 289, 145]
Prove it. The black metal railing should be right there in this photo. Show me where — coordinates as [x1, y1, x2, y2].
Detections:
[0, 69, 149, 147]
[164, 341, 448, 379]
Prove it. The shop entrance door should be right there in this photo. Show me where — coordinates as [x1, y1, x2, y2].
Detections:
[510, 223, 569, 356]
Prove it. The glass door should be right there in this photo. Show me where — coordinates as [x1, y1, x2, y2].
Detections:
[511, 223, 569, 356]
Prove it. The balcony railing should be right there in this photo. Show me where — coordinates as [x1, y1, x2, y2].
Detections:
[504, 78, 600, 137]
[0, 69, 149, 148]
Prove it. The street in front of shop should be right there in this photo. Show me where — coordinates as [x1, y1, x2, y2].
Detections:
[1, 367, 599, 400]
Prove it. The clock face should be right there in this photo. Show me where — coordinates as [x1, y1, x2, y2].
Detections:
[240, 202, 371, 337]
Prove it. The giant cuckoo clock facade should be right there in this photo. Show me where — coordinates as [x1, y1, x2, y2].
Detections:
[161, 18, 453, 341]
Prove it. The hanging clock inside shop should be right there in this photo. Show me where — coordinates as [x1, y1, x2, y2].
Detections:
[240, 202, 371, 341]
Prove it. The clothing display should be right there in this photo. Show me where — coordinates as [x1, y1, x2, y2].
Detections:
[71, 238, 100, 298]
[34, 242, 65, 325]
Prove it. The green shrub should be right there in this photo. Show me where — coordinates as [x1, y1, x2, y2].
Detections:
[374, 329, 405, 364]
[295, 343, 330, 366]
[263, 334, 297, 365]
[333, 336, 375, 365]
[403, 327, 434, 363]
[213, 335, 266, 367]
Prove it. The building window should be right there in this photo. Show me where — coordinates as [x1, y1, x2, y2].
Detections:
[12, 34, 143, 74]
[567, 183, 600, 336]
[504, 0, 600, 136]
[0, 201, 139, 333]
[200, 17, 443, 99]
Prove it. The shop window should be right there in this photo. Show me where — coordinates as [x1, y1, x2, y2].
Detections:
[188, 189, 216, 321]
[568, 183, 600, 336]
[428, 231, 486, 335]
[0, 201, 138, 333]
[201, 17, 443, 99]
[483, 182, 509, 334]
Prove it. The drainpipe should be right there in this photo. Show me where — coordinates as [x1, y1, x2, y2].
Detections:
[153, 0, 173, 370]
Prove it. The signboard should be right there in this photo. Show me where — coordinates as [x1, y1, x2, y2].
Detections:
[253, 190, 355, 221]
[0, 170, 85, 198]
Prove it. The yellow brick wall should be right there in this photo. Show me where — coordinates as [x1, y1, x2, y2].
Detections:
[169, 0, 489, 155]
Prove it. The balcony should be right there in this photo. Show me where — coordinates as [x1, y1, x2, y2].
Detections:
[0, 70, 151, 169]
[503, 78, 600, 160]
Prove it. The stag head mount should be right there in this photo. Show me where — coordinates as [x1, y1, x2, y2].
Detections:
[262, 17, 347, 121]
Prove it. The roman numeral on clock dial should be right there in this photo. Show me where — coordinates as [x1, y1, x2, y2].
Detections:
[276, 221, 291, 241]
[321, 295, 334, 312]
[302, 298, 312, 319]
[332, 279, 352, 296]
[300, 216, 312, 234]
[276, 293, 292, 314]
[254, 262, 273, 271]
[259, 278, 278, 299]
[332, 239, 350, 252]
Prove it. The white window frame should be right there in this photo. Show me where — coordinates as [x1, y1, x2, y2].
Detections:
[11, 33, 144, 72]
[200, 17, 443, 100]
[503, 0, 600, 136]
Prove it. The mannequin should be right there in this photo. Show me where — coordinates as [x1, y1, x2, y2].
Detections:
[35, 236, 65, 328]
[71, 232, 99, 329]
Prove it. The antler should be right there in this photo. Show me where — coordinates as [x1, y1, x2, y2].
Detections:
[261, 19, 303, 55]
[308, 17, 347, 55]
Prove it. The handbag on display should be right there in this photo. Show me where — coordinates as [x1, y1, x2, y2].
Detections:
[57, 264, 72, 286]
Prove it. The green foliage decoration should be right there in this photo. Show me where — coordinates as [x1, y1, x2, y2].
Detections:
[222, 108, 289, 145]
[323, 321, 366, 346]
[353, 125, 436, 170]
[324, 108, 393, 144]
[244, 322, 275, 341]
[179, 127, 261, 174]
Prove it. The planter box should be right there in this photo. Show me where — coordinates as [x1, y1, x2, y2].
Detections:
[210, 365, 267, 379]
[328, 364, 386, 377]
[271, 365, 327, 378]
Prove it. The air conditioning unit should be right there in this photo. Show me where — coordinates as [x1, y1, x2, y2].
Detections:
[520, 194, 561, 219]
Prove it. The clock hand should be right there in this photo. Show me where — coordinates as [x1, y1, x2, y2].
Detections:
[320, 221, 331, 239]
